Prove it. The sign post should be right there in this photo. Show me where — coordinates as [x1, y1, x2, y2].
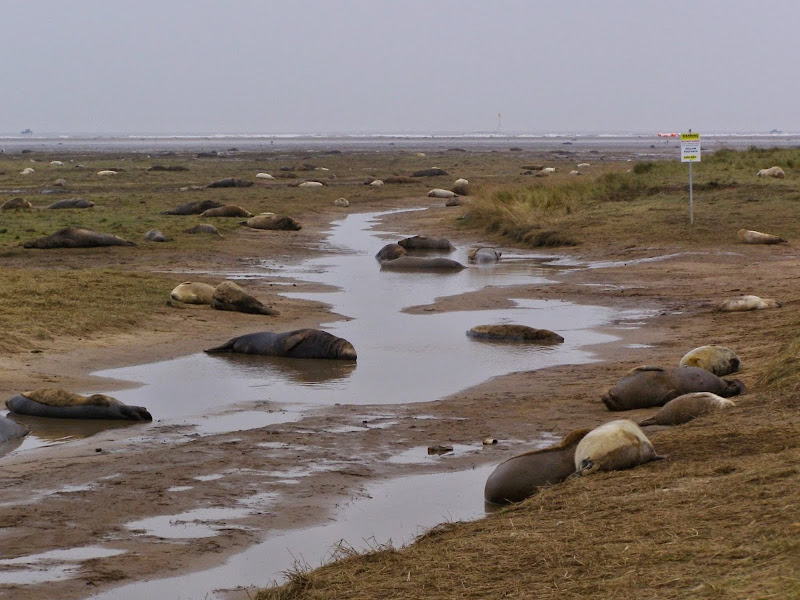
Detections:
[680, 131, 701, 224]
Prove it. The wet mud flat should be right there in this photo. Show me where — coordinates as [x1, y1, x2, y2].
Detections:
[0, 208, 685, 600]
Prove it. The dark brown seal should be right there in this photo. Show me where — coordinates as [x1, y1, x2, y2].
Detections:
[205, 329, 357, 361]
[379, 256, 465, 271]
[375, 243, 407, 262]
[602, 366, 745, 411]
[23, 227, 136, 249]
[467, 324, 564, 343]
[397, 235, 454, 251]
[200, 205, 253, 218]
[243, 215, 302, 230]
[164, 199, 223, 215]
[484, 429, 591, 505]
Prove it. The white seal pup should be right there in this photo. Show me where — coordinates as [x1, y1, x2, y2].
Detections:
[737, 229, 787, 244]
[679, 345, 741, 376]
[573, 420, 664, 476]
[717, 295, 781, 312]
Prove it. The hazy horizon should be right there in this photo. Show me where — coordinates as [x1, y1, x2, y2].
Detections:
[4, 1, 798, 135]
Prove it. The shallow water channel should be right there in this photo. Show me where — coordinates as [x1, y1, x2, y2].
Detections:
[3, 208, 654, 597]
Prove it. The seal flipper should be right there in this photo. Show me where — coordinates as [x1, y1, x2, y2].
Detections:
[638, 415, 658, 427]
[281, 330, 310, 353]
[204, 338, 237, 353]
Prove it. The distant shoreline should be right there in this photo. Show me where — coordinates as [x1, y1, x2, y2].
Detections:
[1, 132, 798, 155]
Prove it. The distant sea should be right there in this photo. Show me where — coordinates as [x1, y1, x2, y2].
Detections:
[0, 132, 798, 157]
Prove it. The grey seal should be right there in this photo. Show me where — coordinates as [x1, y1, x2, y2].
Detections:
[6, 389, 152, 421]
[205, 329, 357, 361]
[23, 227, 136, 249]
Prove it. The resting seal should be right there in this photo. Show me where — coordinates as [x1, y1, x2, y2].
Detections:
[184, 224, 222, 235]
[200, 205, 253, 218]
[379, 256, 465, 271]
[211, 281, 279, 315]
[411, 168, 448, 177]
[397, 235, 454, 251]
[47, 198, 94, 209]
[23, 227, 136, 249]
[206, 177, 253, 188]
[602, 366, 745, 411]
[451, 178, 469, 195]
[6, 389, 152, 421]
[144, 229, 168, 242]
[375, 243, 407, 262]
[0, 415, 29, 443]
[573, 420, 663, 475]
[243, 215, 302, 230]
[427, 188, 457, 199]
[164, 200, 223, 215]
[737, 229, 787, 244]
[467, 324, 564, 343]
[484, 429, 590, 505]
[679, 345, 741, 376]
[717, 295, 781, 312]
[1, 198, 34, 210]
[639, 392, 735, 427]
[205, 329, 357, 361]
[468, 247, 502, 263]
[170, 281, 217, 305]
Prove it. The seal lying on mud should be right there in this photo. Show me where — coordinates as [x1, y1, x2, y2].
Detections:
[1, 198, 34, 210]
[679, 345, 740, 376]
[164, 199, 223, 215]
[602, 366, 745, 411]
[467, 324, 564, 343]
[639, 392, 735, 427]
[484, 429, 590, 505]
[23, 227, 136, 249]
[46, 198, 94, 209]
[717, 295, 781, 312]
[0, 415, 29, 443]
[398, 235, 454, 251]
[375, 243, 407, 262]
[573, 420, 664, 476]
[737, 229, 787, 244]
[184, 224, 222, 236]
[6, 389, 152, 421]
[205, 329, 357, 361]
[211, 281, 279, 315]
[379, 256, 465, 271]
[170, 281, 217, 305]
[468, 247, 502, 263]
[243, 215, 302, 230]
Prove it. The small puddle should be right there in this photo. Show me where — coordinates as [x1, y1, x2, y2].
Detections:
[0, 546, 125, 586]
[86, 465, 495, 600]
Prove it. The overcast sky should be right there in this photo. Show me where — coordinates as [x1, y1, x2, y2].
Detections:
[2, 0, 797, 135]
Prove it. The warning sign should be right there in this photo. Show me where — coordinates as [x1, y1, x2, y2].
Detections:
[680, 132, 701, 162]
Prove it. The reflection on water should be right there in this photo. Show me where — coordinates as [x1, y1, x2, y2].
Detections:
[205, 353, 358, 385]
[6, 414, 149, 454]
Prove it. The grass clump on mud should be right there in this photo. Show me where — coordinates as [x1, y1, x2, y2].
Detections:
[461, 147, 800, 251]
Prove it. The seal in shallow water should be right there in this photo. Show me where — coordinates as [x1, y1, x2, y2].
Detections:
[379, 256, 465, 271]
[375, 243, 406, 262]
[484, 429, 590, 505]
[0, 415, 29, 443]
[397, 235, 454, 251]
[573, 420, 664, 476]
[6, 389, 152, 421]
[602, 366, 745, 411]
[468, 247, 502, 263]
[205, 329, 357, 361]
[467, 324, 564, 343]
[639, 392, 735, 427]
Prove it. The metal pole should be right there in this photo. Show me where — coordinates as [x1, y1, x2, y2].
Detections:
[689, 161, 694, 225]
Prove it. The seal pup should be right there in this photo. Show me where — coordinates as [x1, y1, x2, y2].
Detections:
[484, 428, 591, 505]
[298, 181, 324, 188]
[243, 215, 302, 231]
[1, 198, 34, 210]
[639, 392, 735, 427]
[679, 345, 741, 376]
[333, 198, 350, 207]
[468, 247, 502, 263]
[0, 415, 29, 443]
[427, 188, 457, 199]
[46, 198, 94, 209]
[379, 256, 465, 271]
[6, 389, 152, 421]
[375, 243, 406, 262]
[211, 281, 279, 315]
[737, 229, 787, 244]
[96, 170, 117, 176]
[602, 366, 745, 411]
[451, 178, 469, 195]
[144, 229, 168, 242]
[200, 205, 253, 218]
[717, 295, 781, 312]
[164, 199, 223, 215]
[573, 420, 663, 476]
[397, 235, 454, 251]
[444, 197, 463, 207]
[256, 172, 274, 179]
[23, 227, 136, 249]
[205, 329, 357, 361]
[756, 166, 785, 178]
[184, 224, 222, 236]
[467, 324, 564, 343]
[170, 281, 217, 305]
